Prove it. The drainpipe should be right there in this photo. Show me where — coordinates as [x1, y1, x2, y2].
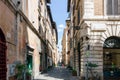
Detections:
[16, 1, 21, 62]
[13, 10, 18, 63]
[16, 1, 27, 80]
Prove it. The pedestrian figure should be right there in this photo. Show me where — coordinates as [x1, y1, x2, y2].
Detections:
[62, 64, 64, 68]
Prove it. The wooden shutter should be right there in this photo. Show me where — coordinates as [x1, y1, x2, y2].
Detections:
[107, 0, 112, 15]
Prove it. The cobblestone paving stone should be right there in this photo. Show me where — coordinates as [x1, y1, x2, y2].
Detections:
[34, 67, 79, 80]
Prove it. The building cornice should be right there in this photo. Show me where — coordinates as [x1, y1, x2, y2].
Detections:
[52, 22, 58, 44]
[83, 16, 120, 21]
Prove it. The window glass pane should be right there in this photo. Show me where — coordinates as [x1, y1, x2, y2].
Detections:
[118, 0, 120, 14]
[103, 36, 120, 48]
[107, 0, 112, 15]
[114, 0, 118, 15]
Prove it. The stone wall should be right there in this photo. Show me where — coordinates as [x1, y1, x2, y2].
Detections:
[94, 0, 104, 15]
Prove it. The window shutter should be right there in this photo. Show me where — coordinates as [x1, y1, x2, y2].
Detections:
[107, 0, 112, 15]
[114, 0, 118, 15]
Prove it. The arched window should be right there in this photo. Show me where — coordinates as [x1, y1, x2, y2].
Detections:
[103, 36, 120, 48]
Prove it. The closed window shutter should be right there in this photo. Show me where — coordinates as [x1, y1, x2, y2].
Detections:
[107, 0, 112, 15]
[114, 0, 118, 15]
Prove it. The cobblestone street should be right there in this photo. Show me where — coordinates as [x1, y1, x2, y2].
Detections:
[35, 67, 79, 80]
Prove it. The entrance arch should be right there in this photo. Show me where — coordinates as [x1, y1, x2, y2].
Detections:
[0, 28, 7, 80]
[103, 36, 120, 79]
[103, 36, 120, 49]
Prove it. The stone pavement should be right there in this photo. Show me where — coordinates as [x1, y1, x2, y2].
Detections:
[34, 67, 80, 80]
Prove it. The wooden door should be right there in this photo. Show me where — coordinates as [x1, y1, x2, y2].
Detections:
[0, 29, 7, 80]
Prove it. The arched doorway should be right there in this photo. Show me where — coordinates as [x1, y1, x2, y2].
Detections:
[0, 29, 7, 80]
[103, 36, 120, 79]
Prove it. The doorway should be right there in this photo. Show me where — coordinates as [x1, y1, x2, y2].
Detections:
[39, 53, 43, 72]
[0, 29, 7, 80]
[103, 36, 120, 79]
[27, 54, 32, 74]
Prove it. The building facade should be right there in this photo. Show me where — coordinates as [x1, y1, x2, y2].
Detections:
[62, 28, 67, 65]
[0, 0, 58, 80]
[52, 22, 58, 66]
[67, 0, 120, 79]
[62, 19, 71, 66]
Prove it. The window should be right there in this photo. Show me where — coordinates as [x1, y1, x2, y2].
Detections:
[107, 0, 120, 15]
[77, 42, 80, 52]
[70, 38, 72, 48]
[38, 25, 43, 34]
[103, 36, 120, 48]
[78, 8, 80, 25]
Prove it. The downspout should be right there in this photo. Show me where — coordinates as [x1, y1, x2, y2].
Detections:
[8, 0, 20, 61]
[16, 4, 20, 61]
[15, 12, 19, 61]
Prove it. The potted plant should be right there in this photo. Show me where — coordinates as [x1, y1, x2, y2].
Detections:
[26, 71, 32, 80]
[15, 64, 26, 80]
[72, 69, 77, 76]
[86, 62, 99, 80]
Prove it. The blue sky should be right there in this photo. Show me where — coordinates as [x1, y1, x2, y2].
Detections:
[51, 0, 68, 52]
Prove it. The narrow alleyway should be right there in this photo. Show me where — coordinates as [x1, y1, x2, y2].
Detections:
[35, 67, 79, 80]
